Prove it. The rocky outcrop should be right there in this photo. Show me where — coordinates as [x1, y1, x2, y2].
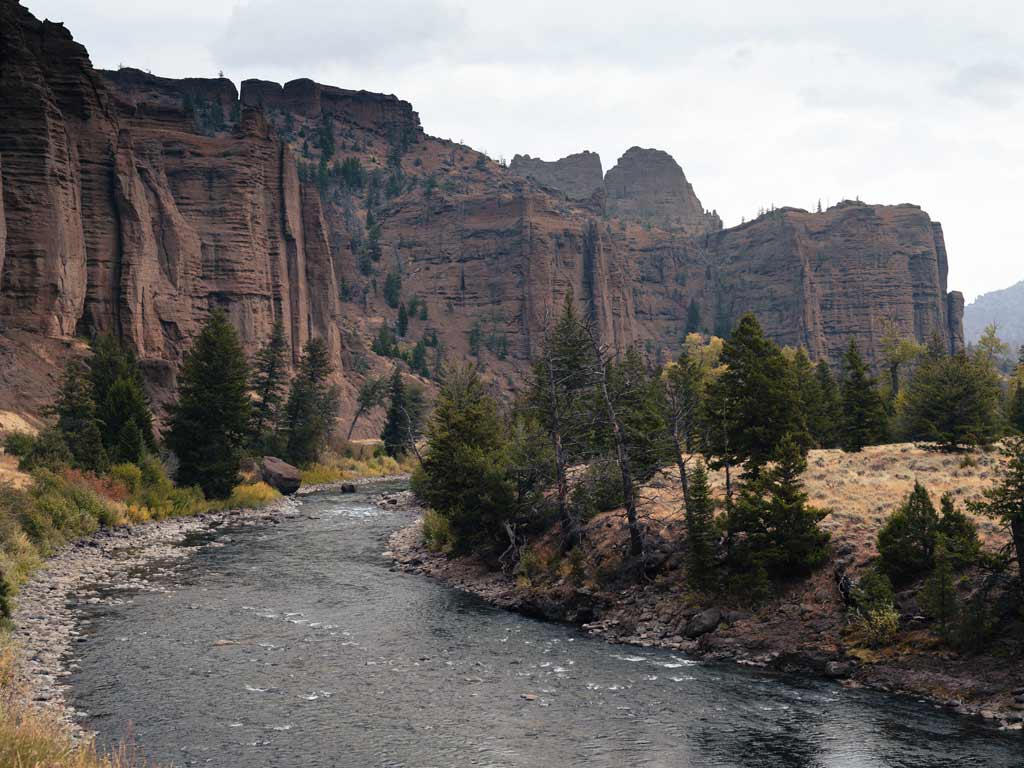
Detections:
[508, 151, 604, 200]
[604, 147, 722, 234]
[0, 0, 966, 422]
[260, 456, 301, 495]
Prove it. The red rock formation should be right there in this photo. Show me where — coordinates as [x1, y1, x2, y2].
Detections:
[508, 151, 604, 201]
[604, 147, 722, 234]
[0, 0, 965, 426]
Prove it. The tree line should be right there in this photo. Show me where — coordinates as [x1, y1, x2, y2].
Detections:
[413, 294, 1024, 612]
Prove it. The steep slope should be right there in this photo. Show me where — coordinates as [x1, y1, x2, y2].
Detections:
[964, 279, 1024, 350]
[0, 0, 965, 427]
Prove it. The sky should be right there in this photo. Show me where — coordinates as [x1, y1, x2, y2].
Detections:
[29, 0, 1024, 302]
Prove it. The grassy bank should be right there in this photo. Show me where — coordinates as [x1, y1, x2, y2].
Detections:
[300, 442, 417, 485]
[0, 450, 282, 768]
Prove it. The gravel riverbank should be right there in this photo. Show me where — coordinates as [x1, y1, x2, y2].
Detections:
[387, 510, 1024, 731]
[11, 497, 296, 734]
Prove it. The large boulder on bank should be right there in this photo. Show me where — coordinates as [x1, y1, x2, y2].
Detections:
[260, 456, 301, 495]
[684, 607, 722, 639]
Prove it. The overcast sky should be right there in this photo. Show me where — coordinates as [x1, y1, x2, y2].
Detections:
[31, 0, 1024, 302]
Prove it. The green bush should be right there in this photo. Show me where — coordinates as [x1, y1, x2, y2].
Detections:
[936, 493, 980, 570]
[569, 459, 624, 521]
[2, 431, 36, 458]
[19, 470, 110, 552]
[852, 568, 895, 613]
[422, 509, 454, 553]
[858, 605, 901, 647]
[18, 428, 71, 473]
[878, 482, 938, 584]
[109, 463, 143, 496]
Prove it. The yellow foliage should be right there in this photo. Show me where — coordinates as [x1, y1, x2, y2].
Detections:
[301, 452, 415, 485]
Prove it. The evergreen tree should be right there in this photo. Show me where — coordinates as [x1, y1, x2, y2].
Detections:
[410, 339, 429, 378]
[791, 349, 828, 448]
[685, 460, 717, 588]
[704, 313, 807, 478]
[812, 360, 842, 448]
[1008, 347, 1024, 434]
[383, 271, 402, 308]
[165, 310, 252, 499]
[411, 365, 514, 555]
[724, 436, 830, 578]
[52, 361, 108, 473]
[685, 299, 702, 335]
[879, 325, 924, 403]
[529, 292, 599, 548]
[970, 436, 1024, 595]
[661, 353, 703, 500]
[900, 351, 1002, 450]
[89, 335, 155, 453]
[250, 320, 289, 448]
[346, 375, 389, 440]
[284, 338, 340, 467]
[877, 482, 939, 584]
[397, 302, 409, 337]
[839, 338, 887, 451]
[100, 377, 154, 461]
[381, 368, 426, 457]
[921, 538, 959, 641]
[0, 567, 10, 620]
[937, 492, 981, 570]
[114, 419, 146, 465]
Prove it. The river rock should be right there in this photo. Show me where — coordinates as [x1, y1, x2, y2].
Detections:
[261, 456, 301, 495]
[825, 661, 854, 679]
[684, 607, 722, 639]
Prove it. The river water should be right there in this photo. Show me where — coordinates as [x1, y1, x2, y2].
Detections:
[69, 484, 1021, 767]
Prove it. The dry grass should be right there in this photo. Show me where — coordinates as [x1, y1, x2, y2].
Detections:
[0, 454, 30, 490]
[0, 642, 150, 767]
[586, 443, 1010, 574]
[301, 450, 417, 485]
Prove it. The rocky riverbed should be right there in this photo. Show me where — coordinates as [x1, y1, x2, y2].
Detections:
[10, 498, 299, 733]
[387, 508, 1024, 731]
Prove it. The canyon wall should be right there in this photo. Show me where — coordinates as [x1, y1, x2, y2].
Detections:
[0, 0, 964, 422]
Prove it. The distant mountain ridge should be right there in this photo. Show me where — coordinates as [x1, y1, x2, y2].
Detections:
[964, 280, 1024, 350]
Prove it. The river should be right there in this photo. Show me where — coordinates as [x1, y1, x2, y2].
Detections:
[68, 483, 1021, 767]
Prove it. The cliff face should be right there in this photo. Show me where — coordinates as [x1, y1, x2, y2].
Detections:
[964, 280, 1024, 349]
[0, 0, 965, 423]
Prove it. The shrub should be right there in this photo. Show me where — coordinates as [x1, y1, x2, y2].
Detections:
[422, 509, 454, 553]
[857, 605, 901, 647]
[877, 482, 938, 584]
[569, 459, 624, 521]
[2, 431, 36, 458]
[852, 568, 895, 613]
[936, 493, 980, 570]
[213, 482, 280, 511]
[514, 547, 545, 585]
[18, 428, 71, 473]
[109, 463, 143, 496]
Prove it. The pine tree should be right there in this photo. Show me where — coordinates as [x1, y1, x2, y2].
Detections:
[165, 310, 252, 499]
[284, 338, 340, 467]
[969, 436, 1024, 595]
[937, 492, 981, 570]
[878, 481, 939, 584]
[839, 338, 887, 452]
[89, 335, 155, 453]
[812, 360, 842, 448]
[0, 567, 11, 620]
[410, 365, 513, 555]
[792, 349, 827, 448]
[685, 460, 717, 588]
[685, 299, 702, 335]
[397, 302, 409, 337]
[529, 292, 598, 548]
[1008, 347, 1024, 434]
[661, 353, 703, 499]
[346, 375, 389, 440]
[704, 313, 807, 478]
[250, 320, 289, 448]
[381, 368, 426, 457]
[52, 361, 108, 473]
[900, 350, 1002, 450]
[100, 377, 154, 461]
[114, 419, 146, 465]
[921, 538, 959, 641]
[724, 436, 830, 578]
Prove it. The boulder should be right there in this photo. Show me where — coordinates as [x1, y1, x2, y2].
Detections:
[260, 456, 301, 495]
[684, 607, 722, 639]
[340, 483, 356, 493]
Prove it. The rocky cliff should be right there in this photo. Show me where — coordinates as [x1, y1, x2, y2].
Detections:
[964, 280, 1024, 350]
[0, 0, 965, 425]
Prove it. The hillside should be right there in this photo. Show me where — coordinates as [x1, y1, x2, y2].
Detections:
[0, 0, 964, 429]
[964, 279, 1024, 350]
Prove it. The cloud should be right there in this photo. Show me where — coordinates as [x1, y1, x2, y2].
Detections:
[213, 0, 467, 71]
[946, 60, 1024, 108]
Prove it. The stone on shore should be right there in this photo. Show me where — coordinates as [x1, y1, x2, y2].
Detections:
[261, 456, 302, 495]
